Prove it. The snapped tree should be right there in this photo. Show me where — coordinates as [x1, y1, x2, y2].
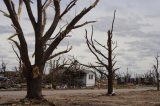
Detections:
[85, 10, 119, 95]
[153, 55, 160, 91]
[0, 59, 7, 75]
[2, 0, 99, 99]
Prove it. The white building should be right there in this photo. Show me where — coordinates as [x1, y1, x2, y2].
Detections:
[56, 68, 96, 88]
[81, 70, 96, 87]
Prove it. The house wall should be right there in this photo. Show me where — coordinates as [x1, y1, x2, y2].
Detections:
[86, 72, 95, 87]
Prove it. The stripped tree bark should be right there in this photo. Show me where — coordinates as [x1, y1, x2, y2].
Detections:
[2, 0, 99, 99]
[85, 10, 119, 95]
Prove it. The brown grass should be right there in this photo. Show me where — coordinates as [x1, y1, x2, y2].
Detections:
[0, 89, 160, 106]
[45, 90, 160, 106]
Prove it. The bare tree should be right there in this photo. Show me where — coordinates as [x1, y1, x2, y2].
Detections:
[11, 43, 24, 83]
[123, 68, 132, 84]
[2, 0, 99, 99]
[153, 55, 160, 91]
[85, 10, 119, 95]
[1, 59, 7, 75]
[48, 56, 70, 89]
[47, 56, 87, 88]
[60, 57, 88, 88]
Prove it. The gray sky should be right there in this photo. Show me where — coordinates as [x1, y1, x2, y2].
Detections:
[0, 0, 160, 74]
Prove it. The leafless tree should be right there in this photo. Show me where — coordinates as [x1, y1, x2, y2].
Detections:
[47, 56, 86, 88]
[153, 55, 160, 91]
[123, 68, 132, 84]
[85, 10, 119, 95]
[11, 43, 24, 83]
[0, 59, 7, 75]
[2, 0, 99, 99]
[47, 56, 70, 88]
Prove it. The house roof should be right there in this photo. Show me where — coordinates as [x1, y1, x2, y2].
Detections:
[50, 67, 95, 75]
[81, 70, 94, 74]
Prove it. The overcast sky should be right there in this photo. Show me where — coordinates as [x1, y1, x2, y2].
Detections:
[0, 0, 160, 75]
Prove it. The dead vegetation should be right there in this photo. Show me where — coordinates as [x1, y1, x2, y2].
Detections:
[0, 89, 159, 106]
[45, 90, 160, 106]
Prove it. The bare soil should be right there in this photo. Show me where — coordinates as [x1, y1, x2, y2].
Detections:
[0, 87, 160, 106]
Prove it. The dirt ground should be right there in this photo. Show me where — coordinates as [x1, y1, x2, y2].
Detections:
[0, 87, 160, 106]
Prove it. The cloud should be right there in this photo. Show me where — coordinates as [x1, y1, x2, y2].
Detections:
[1, 0, 160, 74]
[125, 39, 160, 58]
[95, 16, 150, 36]
[59, 37, 84, 47]
[0, 53, 8, 59]
[0, 25, 14, 34]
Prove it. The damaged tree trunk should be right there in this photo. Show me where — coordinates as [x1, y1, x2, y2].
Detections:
[3, 0, 99, 100]
[26, 76, 42, 99]
[154, 55, 160, 91]
[85, 10, 118, 95]
[107, 29, 114, 95]
[26, 66, 42, 99]
[108, 72, 114, 94]
[157, 73, 159, 91]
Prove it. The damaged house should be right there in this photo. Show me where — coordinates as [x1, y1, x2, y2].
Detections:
[45, 67, 96, 89]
